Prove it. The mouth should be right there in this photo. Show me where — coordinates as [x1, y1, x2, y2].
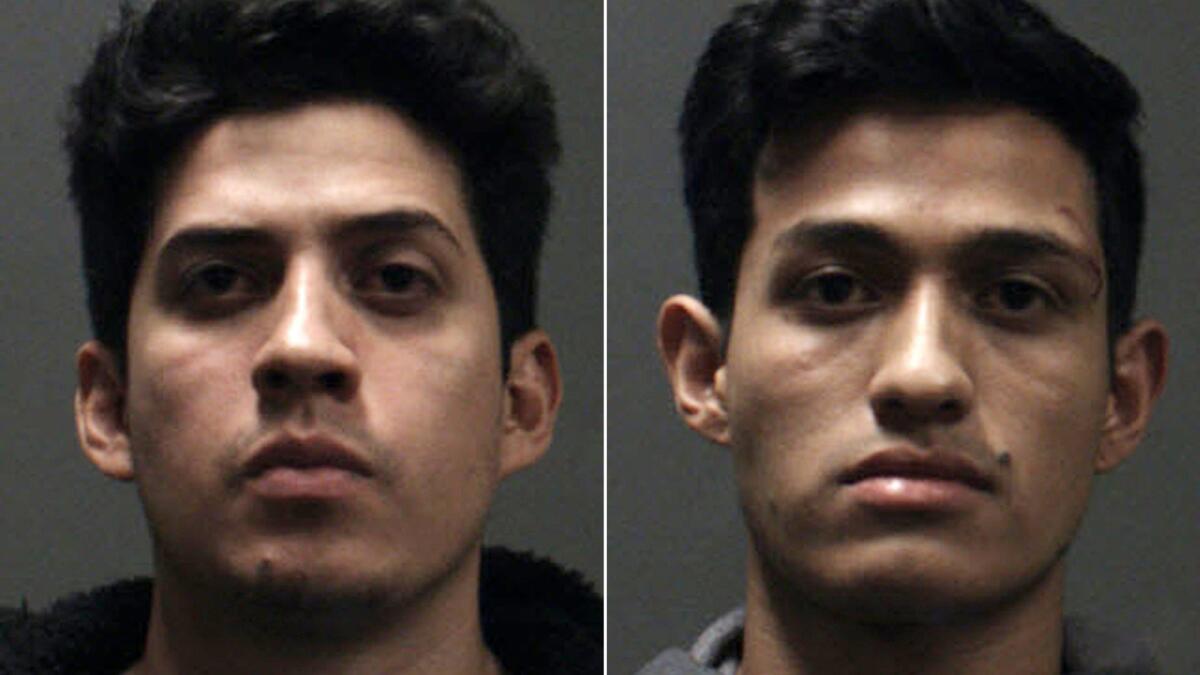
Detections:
[838, 447, 995, 511]
[243, 434, 373, 499]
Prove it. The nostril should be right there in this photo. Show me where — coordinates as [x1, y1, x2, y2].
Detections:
[259, 369, 291, 391]
[938, 399, 964, 416]
[872, 393, 967, 427]
[253, 364, 354, 398]
[316, 371, 347, 392]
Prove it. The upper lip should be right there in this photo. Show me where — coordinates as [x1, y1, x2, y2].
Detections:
[243, 433, 373, 478]
[839, 447, 995, 491]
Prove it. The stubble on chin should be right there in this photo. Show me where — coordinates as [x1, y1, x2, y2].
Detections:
[221, 556, 398, 640]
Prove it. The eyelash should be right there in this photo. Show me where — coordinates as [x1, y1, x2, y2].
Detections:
[351, 260, 441, 311]
[177, 260, 266, 314]
[783, 267, 882, 319]
[971, 275, 1063, 321]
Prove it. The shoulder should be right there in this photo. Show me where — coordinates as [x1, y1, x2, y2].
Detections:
[636, 608, 744, 675]
[637, 648, 720, 675]
[480, 546, 602, 675]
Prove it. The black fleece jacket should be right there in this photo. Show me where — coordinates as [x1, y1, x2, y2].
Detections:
[0, 547, 600, 675]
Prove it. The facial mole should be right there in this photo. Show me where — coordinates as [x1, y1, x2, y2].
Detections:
[996, 451, 1012, 467]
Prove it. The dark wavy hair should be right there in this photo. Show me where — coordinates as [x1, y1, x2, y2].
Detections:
[681, 0, 1144, 340]
[66, 0, 559, 367]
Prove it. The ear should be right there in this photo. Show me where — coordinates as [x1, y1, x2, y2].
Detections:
[498, 329, 562, 478]
[75, 341, 136, 481]
[657, 295, 730, 445]
[1096, 319, 1168, 473]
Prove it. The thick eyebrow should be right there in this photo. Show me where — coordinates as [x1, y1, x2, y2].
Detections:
[773, 220, 1099, 267]
[771, 220, 905, 257]
[329, 209, 465, 255]
[954, 228, 1105, 297]
[952, 228, 1099, 269]
[156, 209, 466, 263]
[157, 226, 278, 263]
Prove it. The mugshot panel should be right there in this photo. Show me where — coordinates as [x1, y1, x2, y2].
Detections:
[0, 0, 601, 613]
[607, 1, 1199, 673]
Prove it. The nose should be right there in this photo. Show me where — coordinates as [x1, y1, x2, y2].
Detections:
[868, 280, 973, 429]
[252, 262, 360, 403]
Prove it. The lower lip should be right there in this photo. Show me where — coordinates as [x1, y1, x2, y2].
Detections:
[246, 466, 364, 499]
[845, 476, 985, 511]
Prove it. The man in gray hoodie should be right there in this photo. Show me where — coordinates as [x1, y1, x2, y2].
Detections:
[644, 1, 1168, 673]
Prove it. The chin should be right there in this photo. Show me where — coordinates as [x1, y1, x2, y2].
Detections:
[246, 556, 382, 604]
[225, 534, 476, 623]
[211, 556, 398, 637]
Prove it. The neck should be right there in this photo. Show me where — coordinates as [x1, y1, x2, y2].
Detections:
[129, 548, 499, 675]
[740, 551, 1066, 675]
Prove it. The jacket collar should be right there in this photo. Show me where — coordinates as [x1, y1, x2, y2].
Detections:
[1, 547, 600, 675]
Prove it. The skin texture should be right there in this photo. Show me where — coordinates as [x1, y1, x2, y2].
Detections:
[659, 103, 1166, 675]
[75, 101, 560, 675]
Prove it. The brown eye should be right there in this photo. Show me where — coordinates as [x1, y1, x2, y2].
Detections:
[791, 268, 880, 308]
[974, 276, 1060, 323]
[774, 266, 883, 324]
[178, 261, 264, 316]
[354, 261, 439, 314]
[376, 264, 420, 293]
[192, 263, 241, 295]
[808, 271, 859, 305]
[995, 280, 1040, 311]
[180, 260, 258, 296]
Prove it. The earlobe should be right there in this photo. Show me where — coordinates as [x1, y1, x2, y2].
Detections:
[657, 295, 730, 445]
[498, 329, 561, 478]
[1096, 319, 1168, 473]
[76, 341, 136, 481]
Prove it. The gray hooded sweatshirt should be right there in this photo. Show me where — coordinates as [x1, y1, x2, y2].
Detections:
[636, 608, 1161, 675]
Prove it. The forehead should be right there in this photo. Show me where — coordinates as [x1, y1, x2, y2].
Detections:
[751, 103, 1100, 261]
[149, 100, 473, 251]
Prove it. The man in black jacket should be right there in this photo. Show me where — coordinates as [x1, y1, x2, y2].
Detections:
[647, 0, 1168, 673]
[2, 1, 598, 673]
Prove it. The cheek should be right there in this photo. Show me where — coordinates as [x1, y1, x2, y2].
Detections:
[725, 319, 875, 513]
[978, 333, 1110, 538]
[125, 327, 257, 469]
[987, 324, 1108, 447]
[122, 329, 261, 535]
[726, 317, 872, 446]
[358, 321, 505, 507]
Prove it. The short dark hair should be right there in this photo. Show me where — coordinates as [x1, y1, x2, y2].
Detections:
[66, 0, 559, 367]
[681, 0, 1144, 340]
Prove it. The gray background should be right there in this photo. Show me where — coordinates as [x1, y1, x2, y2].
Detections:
[610, 1, 1198, 674]
[0, 0, 602, 608]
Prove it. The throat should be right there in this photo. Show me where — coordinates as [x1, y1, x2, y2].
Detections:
[136, 555, 495, 675]
[739, 552, 1068, 675]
